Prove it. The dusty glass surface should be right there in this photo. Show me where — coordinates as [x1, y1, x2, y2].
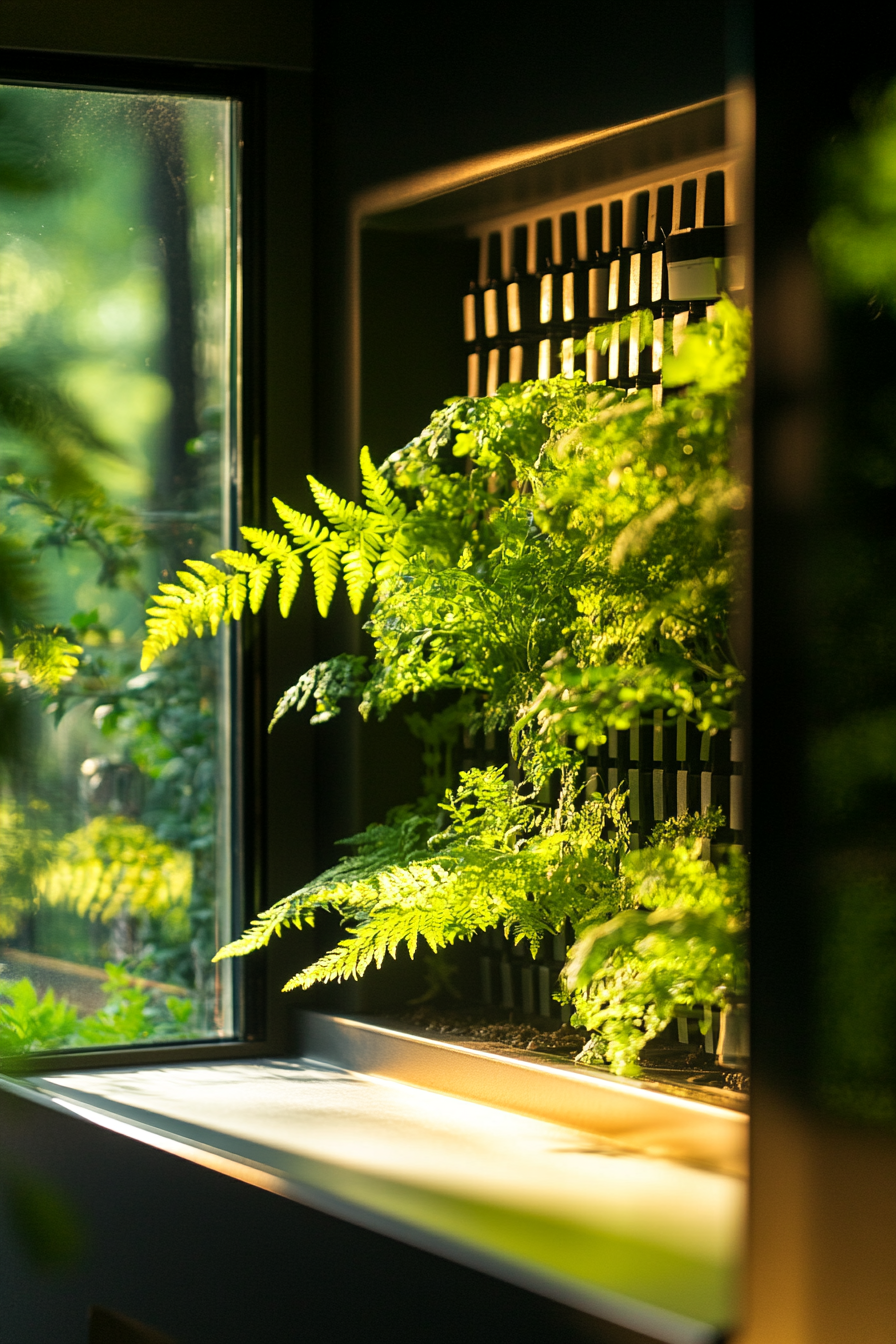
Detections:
[0, 83, 237, 1050]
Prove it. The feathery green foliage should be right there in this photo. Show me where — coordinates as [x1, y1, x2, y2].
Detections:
[565, 816, 747, 1075]
[140, 446, 409, 668]
[0, 965, 196, 1057]
[35, 816, 192, 923]
[214, 766, 631, 992]
[150, 299, 750, 1075]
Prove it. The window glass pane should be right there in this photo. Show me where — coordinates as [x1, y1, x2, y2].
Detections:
[0, 83, 237, 1051]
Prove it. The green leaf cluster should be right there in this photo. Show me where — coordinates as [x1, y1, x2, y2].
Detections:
[0, 965, 196, 1057]
[565, 823, 748, 1075]
[140, 446, 409, 668]
[35, 815, 192, 923]
[214, 766, 630, 992]
[146, 300, 751, 1075]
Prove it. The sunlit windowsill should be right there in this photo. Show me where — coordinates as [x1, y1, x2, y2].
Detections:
[0, 1013, 746, 1344]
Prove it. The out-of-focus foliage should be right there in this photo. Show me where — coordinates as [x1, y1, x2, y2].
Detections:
[35, 816, 191, 923]
[0, 965, 195, 1057]
[0, 82, 229, 1044]
[810, 77, 896, 310]
[0, 798, 54, 938]
[0, 977, 77, 1054]
[11, 626, 83, 692]
[797, 76, 896, 1128]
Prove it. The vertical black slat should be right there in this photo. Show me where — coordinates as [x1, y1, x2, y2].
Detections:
[678, 178, 698, 230]
[676, 714, 688, 763]
[664, 768, 677, 822]
[585, 202, 603, 256]
[537, 964, 552, 1018]
[560, 210, 578, 265]
[500, 958, 514, 1010]
[703, 169, 726, 226]
[608, 199, 624, 250]
[511, 223, 528, 273]
[535, 216, 553, 268]
[520, 965, 535, 1015]
[632, 189, 650, 245]
[711, 772, 731, 856]
[606, 725, 619, 794]
[486, 229, 502, 282]
[654, 183, 675, 239]
[641, 715, 655, 831]
[480, 954, 493, 1005]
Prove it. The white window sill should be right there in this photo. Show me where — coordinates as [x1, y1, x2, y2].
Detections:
[0, 1013, 746, 1344]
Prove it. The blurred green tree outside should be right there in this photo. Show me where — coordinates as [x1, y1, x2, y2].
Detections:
[0, 81, 234, 1050]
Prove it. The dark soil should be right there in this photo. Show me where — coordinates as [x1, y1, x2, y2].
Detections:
[384, 1004, 749, 1103]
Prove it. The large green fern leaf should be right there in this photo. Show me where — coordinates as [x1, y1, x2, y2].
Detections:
[277, 551, 303, 618]
[308, 536, 346, 616]
[307, 474, 370, 535]
[272, 497, 330, 548]
[359, 445, 407, 524]
[240, 526, 295, 562]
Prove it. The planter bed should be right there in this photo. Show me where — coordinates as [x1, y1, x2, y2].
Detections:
[378, 1006, 749, 1105]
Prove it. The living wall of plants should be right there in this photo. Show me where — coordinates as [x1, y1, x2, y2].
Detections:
[142, 299, 750, 1076]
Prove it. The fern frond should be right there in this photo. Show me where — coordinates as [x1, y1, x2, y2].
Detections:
[359, 445, 407, 523]
[240, 526, 295, 563]
[227, 573, 248, 620]
[309, 536, 346, 616]
[213, 548, 264, 573]
[248, 560, 273, 613]
[307, 474, 371, 533]
[13, 628, 83, 691]
[175, 568, 210, 596]
[141, 561, 252, 667]
[277, 551, 303, 618]
[284, 903, 445, 989]
[342, 549, 373, 613]
[272, 498, 330, 548]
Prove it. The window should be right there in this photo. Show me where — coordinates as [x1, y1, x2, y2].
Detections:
[0, 77, 240, 1052]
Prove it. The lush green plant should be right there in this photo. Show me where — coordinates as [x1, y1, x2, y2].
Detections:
[1, 84, 227, 1027]
[142, 299, 751, 1075]
[0, 965, 195, 1056]
[565, 815, 748, 1075]
[35, 815, 191, 924]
